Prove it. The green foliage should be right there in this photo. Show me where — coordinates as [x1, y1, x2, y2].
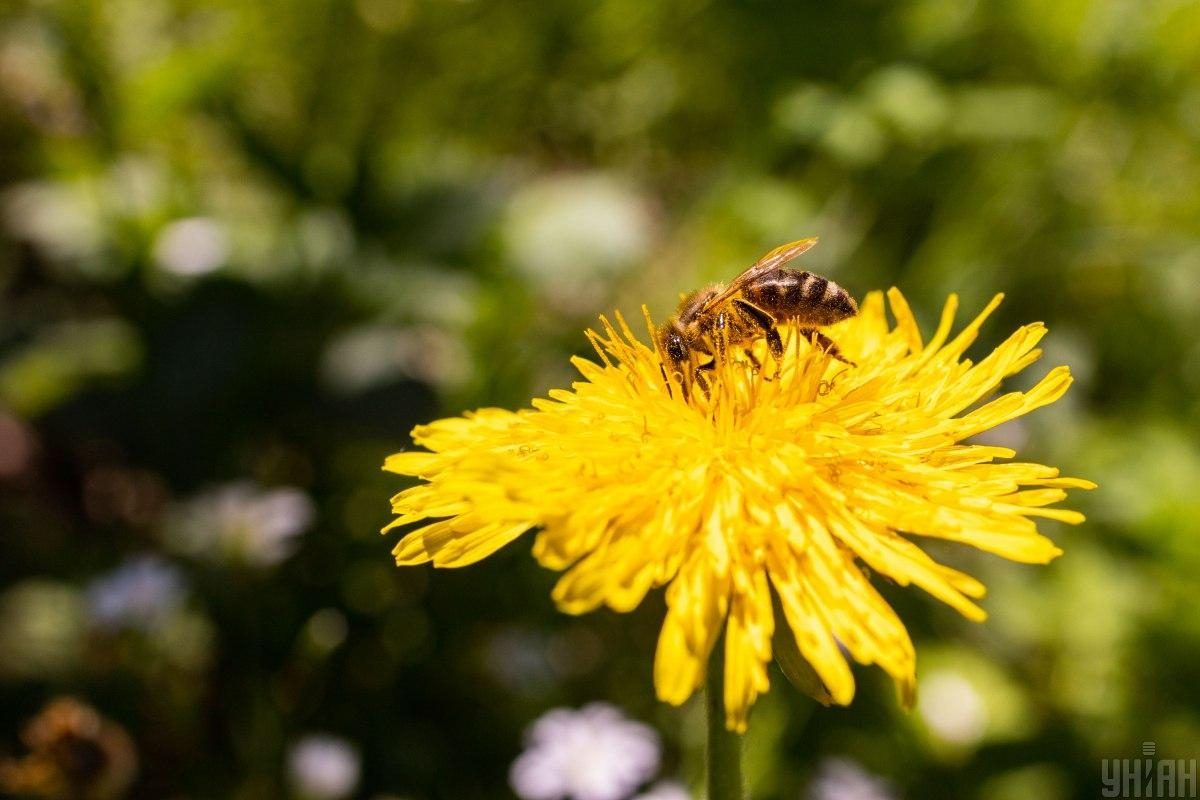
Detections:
[1, 0, 1197, 797]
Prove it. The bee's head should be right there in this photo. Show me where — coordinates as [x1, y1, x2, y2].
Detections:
[658, 321, 689, 366]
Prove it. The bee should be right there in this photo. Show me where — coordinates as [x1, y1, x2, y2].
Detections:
[657, 237, 858, 392]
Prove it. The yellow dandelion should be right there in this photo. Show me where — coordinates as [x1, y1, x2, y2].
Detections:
[382, 249, 1093, 733]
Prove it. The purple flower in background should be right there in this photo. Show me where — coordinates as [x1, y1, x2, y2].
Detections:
[86, 555, 186, 632]
[287, 734, 361, 800]
[168, 481, 314, 567]
[809, 758, 896, 800]
[510, 703, 661, 800]
[632, 781, 691, 800]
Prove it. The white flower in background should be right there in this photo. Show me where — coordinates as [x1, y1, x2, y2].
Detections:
[152, 216, 230, 277]
[631, 781, 691, 800]
[167, 482, 314, 567]
[918, 669, 988, 746]
[809, 758, 896, 800]
[288, 734, 361, 800]
[85, 555, 186, 632]
[509, 703, 661, 800]
[502, 173, 654, 312]
[3, 180, 105, 263]
[320, 324, 471, 395]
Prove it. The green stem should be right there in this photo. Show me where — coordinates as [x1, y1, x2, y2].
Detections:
[705, 638, 745, 800]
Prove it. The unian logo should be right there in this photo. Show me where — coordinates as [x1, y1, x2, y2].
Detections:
[1102, 742, 1199, 798]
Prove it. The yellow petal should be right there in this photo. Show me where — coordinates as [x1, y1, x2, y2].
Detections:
[722, 569, 774, 731]
[654, 553, 729, 707]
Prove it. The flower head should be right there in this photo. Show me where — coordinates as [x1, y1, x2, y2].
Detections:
[384, 285, 1093, 731]
[168, 482, 314, 568]
[509, 703, 661, 800]
[287, 734, 361, 800]
[85, 555, 186, 633]
[809, 757, 896, 800]
[632, 781, 692, 800]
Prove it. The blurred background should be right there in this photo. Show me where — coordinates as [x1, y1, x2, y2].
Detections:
[1, 0, 1198, 798]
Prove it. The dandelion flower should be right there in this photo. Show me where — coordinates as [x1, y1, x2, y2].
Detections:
[383, 280, 1093, 732]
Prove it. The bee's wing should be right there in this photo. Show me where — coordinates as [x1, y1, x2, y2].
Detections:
[699, 237, 819, 313]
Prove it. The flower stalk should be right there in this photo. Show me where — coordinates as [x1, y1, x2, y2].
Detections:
[706, 639, 744, 800]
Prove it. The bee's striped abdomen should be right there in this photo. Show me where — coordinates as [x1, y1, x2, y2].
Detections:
[743, 269, 857, 326]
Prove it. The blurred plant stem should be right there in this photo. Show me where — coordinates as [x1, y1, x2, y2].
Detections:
[706, 636, 745, 800]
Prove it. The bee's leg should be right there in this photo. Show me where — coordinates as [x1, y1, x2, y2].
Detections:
[764, 328, 784, 380]
[744, 349, 763, 374]
[798, 328, 856, 366]
[712, 312, 730, 364]
[733, 299, 784, 380]
[693, 360, 716, 396]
